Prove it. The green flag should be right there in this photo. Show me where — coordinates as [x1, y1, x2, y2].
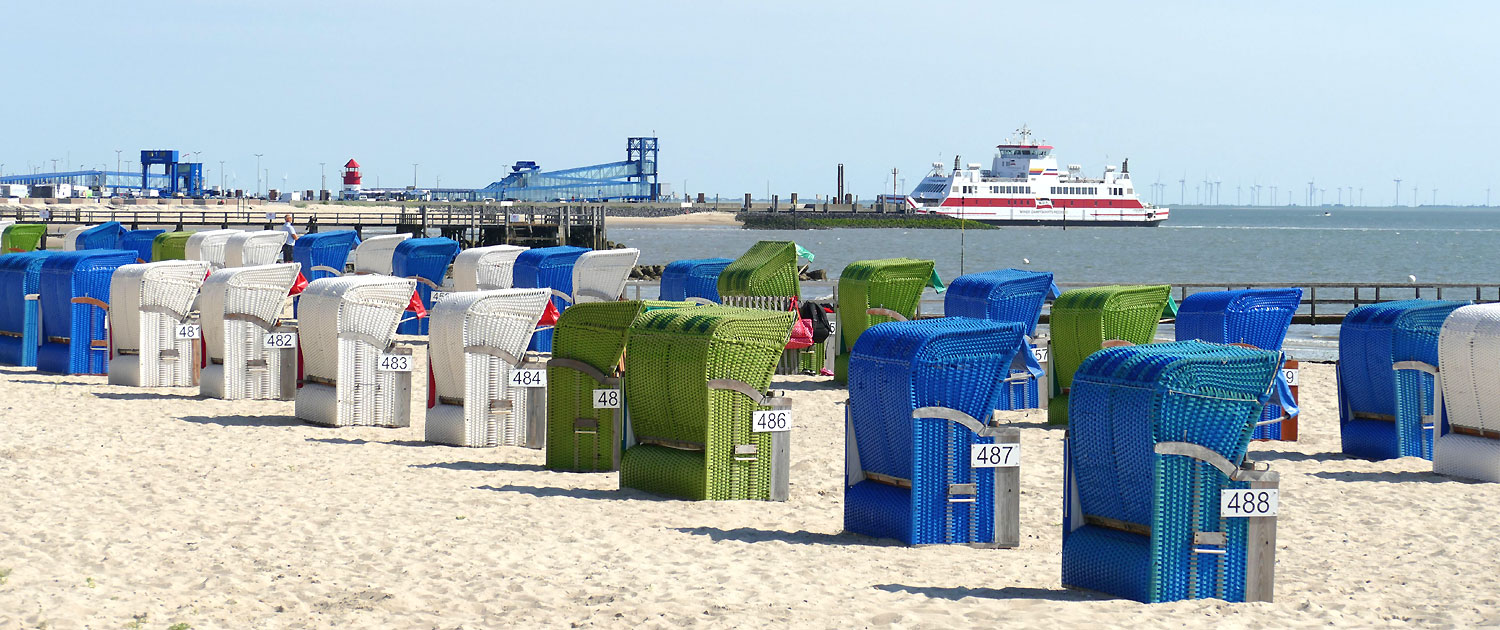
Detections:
[794, 244, 815, 262]
[929, 269, 946, 293]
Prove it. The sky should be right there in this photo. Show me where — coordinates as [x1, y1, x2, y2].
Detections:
[4, 1, 1496, 206]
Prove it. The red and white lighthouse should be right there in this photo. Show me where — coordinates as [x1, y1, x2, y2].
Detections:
[340, 159, 363, 200]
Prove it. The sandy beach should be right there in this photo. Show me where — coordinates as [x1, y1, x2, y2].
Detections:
[1, 354, 1497, 628]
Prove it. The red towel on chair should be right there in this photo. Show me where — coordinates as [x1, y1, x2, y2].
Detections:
[405, 289, 428, 319]
[538, 300, 560, 326]
[289, 272, 308, 297]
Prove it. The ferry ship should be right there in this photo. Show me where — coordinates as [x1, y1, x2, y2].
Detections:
[907, 126, 1167, 226]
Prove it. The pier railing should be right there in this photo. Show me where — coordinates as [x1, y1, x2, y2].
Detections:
[629, 280, 1500, 326]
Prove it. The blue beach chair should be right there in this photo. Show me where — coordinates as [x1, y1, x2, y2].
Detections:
[67, 222, 126, 251]
[0, 251, 55, 366]
[392, 237, 460, 335]
[1175, 288, 1303, 440]
[514, 245, 589, 352]
[36, 249, 138, 374]
[294, 230, 360, 282]
[119, 229, 165, 263]
[660, 258, 733, 303]
[1338, 299, 1469, 460]
[944, 268, 1059, 410]
[844, 317, 1029, 546]
[1062, 341, 1282, 603]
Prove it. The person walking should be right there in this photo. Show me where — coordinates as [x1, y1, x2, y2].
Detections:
[281, 213, 299, 262]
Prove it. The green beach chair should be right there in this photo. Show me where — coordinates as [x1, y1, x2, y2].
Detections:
[619, 305, 795, 501]
[717, 240, 801, 299]
[1047, 284, 1173, 425]
[152, 231, 194, 261]
[833, 258, 936, 383]
[2, 224, 47, 253]
[545, 300, 696, 472]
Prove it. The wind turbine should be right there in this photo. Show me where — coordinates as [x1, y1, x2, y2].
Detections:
[1179, 174, 1186, 205]
[1394, 178, 1402, 206]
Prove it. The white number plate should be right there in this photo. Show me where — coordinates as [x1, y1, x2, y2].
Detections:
[509, 368, 546, 388]
[752, 409, 792, 432]
[378, 353, 413, 372]
[1031, 347, 1048, 363]
[592, 388, 621, 409]
[1220, 488, 1279, 517]
[970, 443, 1021, 468]
[1281, 368, 1299, 386]
[431, 291, 451, 303]
[263, 332, 297, 349]
[175, 323, 201, 340]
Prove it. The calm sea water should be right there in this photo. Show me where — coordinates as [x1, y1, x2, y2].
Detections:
[612, 206, 1500, 360]
[613, 206, 1500, 285]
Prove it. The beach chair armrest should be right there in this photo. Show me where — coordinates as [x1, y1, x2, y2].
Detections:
[575, 288, 618, 302]
[462, 344, 522, 367]
[550, 289, 574, 304]
[71, 297, 109, 311]
[407, 276, 443, 290]
[686, 297, 718, 305]
[1392, 360, 1438, 377]
[547, 357, 616, 386]
[311, 265, 344, 276]
[707, 378, 788, 408]
[1101, 339, 1134, 348]
[1156, 442, 1280, 483]
[867, 307, 908, 322]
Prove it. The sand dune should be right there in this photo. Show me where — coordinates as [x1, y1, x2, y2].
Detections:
[1, 357, 1497, 628]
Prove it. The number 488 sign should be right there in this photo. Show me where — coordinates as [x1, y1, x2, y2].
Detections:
[1220, 488, 1279, 517]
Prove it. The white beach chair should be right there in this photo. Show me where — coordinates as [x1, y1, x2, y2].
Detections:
[426, 289, 551, 447]
[565, 248, 639, 305]
[450, 244, 526, 292]
[224, 230, 288, 267]
[1429, 304, 1500, 482]
[199, 263, 301, 400]
[295, 275, 416, 427]
[106, 260, 212, 387]
[61, 226, 89, 251]
[352, 234, 411, 275]
[185, 229, 242, 269]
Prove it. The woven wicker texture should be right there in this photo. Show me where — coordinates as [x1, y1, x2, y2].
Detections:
[295, 275, 416, 427]
[833, 258, 935, 384]
[843, 317, 1028, 544]
[184, 229, 241, 269]
[426, 289, 550, 447]
[199, 263, 301, 400]
[224, 231, 289, 268]
[1062, 340, 1279, 603]
[1433, 304, 1500, 481]
[660, 258, 733, 302]
[618, 305, 794, 500]
[292, 231, 359, 282]
[544, 300, 647, 471]
[352, 234, 411, 275]
[451, 245, 526, 292]
[119, 229, 164, 263]
[392, 237, 460, 335]
[2, 224, 46, 253]
[571, 248, 639, 305]
[1047, 284, 1172, 425]
[1175, 288, 1303, 440]
[717, 241, 800, 298]
[36, 250, 138, 375]
[106, 260, 210, 387]
[63, 222, 125, 251]
[943, 269, 1055, 334]
[151, 231, 194, 261]
[514, 245, 589, 352]
[1338, 300, 1468, 459]
[0, 251, 54, 366]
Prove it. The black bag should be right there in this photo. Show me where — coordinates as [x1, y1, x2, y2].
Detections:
[799, 301, 833, 344]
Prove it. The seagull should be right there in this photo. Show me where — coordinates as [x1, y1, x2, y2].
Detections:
[1408, 274, 1417, 283]
[1022, 258, 1031, 264]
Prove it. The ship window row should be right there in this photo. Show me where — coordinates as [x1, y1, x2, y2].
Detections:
[1049, 186, 1098, 195]
[987, 185, 1032, 194]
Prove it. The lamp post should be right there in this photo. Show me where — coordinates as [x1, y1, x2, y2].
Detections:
[254, 153, 264, 197]
[114, 150, 121, 174]
[219, 160, 225, 193]
[412, 163, 419, 189]
[319, 162, 326, 194]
